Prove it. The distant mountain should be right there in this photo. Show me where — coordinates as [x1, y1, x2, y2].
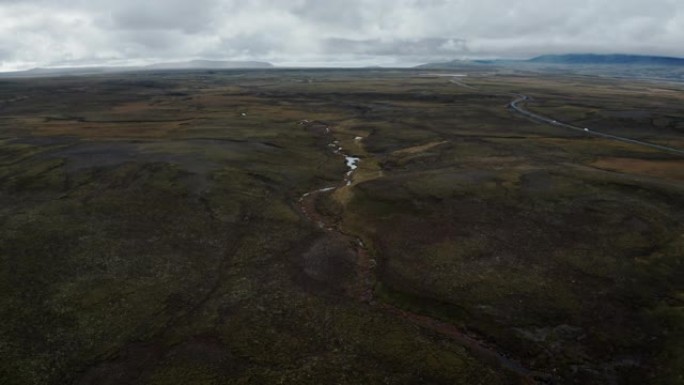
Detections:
[145, 60, 274, 70]
[419, 54, 684, 69]
[415, 60, 494, 69]
[16, 67, 118, 76]
[416, 54, 684, 81]
[0, 60, 274, 77]
[0, 66, 140, 78]
[527, 54, 684, 66]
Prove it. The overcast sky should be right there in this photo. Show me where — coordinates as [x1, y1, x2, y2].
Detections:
[0, 0, 682, 70]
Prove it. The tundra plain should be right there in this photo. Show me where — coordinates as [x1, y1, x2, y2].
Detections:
[1, 69, 683, 385]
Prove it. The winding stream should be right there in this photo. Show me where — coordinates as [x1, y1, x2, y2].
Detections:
[298, 123, 551, 385]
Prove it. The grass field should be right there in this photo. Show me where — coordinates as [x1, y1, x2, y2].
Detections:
[1, 69, 683, 385]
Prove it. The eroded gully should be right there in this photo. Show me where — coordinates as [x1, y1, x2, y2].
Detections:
[297, 122, 552, 385]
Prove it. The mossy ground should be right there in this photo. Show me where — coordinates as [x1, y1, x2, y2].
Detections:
[1, 69, 683, 384]
[336, 72, 684, 384]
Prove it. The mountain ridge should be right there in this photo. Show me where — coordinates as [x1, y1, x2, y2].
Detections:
[528, 53, 684, 65]
[0, 60, 274, 77]
[418, 53, 684, 68]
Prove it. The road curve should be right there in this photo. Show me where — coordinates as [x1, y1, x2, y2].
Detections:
[509, 94, 684, 156]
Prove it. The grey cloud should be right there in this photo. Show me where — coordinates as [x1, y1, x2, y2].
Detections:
[116, 30, 185, 51]
[323, 38, 469, 58]
[215, 35, 281, 56]
[0, 0, 682, 70]
[107, 0, 221, 33]
[291, 0, 373, 31]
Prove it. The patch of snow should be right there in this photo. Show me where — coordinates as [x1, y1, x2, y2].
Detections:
[345, 156, 360, 170]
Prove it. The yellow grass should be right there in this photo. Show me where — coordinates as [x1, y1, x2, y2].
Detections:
[591, 157, 684, 181]
[392, 141, 448, 155]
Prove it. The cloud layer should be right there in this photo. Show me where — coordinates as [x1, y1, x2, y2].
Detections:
[0, 0, 682, 69]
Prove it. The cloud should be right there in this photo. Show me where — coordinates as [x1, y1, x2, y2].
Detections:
[323, 38, 468, 59]
[0, 0, 682, 70]
[107, 0, 221, 33]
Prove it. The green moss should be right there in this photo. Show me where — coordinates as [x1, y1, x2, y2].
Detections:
[1, 70, 683, 385]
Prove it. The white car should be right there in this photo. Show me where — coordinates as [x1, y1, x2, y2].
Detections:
[584, 128, 589, 132]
